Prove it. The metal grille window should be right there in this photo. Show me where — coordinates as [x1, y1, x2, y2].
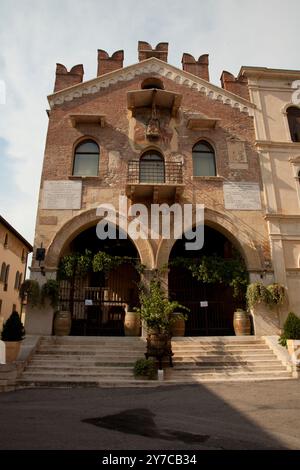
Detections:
[192, 141, 216, 176]
[73, 140, 99, 176]
[287, 107, 300, 142]
[139, 151, 165, 183]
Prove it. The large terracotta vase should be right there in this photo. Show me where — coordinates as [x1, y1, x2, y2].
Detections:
[53, 310, 72, 336]
[4, 341, 21, 363]
[124, 311, 141, 336]
[233, 309, 251, 336]
[170, 313, 185, 337]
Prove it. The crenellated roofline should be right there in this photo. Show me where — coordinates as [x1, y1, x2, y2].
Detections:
[48, 57, 255, 116]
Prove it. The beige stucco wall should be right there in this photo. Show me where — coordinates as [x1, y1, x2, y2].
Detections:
[246, 69, 300, 316]
[0, 223, 30, 329]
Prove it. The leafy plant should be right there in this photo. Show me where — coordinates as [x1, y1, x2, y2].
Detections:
[246, 282, 286, 309]
[170, 254, 248, 299]
[92, 251, 123, 273]
[19, 279, 40, 307]
[1, 311, 25, 341]
[40, 279, 60, 308]
[134, 358, 157, 380]
[135, 278, 188, 334]
[279, 312, 300, 347]
[267, 283, 285, 306]
[58, 250, 92, 280]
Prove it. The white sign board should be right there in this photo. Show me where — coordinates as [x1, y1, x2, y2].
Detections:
[223, 182, 261, 210]
[42, 180, 82, 210]
[85, 299, 93, 306]
[200, 301, 208, 307]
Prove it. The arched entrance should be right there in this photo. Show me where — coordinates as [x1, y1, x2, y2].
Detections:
[58, 225, 140, 336]
[168, 226, 248, 336]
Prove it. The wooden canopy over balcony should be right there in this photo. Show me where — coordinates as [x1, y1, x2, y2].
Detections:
[127, 89, 182, 117]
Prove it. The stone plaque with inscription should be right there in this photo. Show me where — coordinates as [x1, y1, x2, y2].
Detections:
[42, 180, 82, 210]
[227, 140, 248, 169]
[223, 182, 262, 210]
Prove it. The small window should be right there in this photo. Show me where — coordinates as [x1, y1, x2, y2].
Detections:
[12, 304, 16, 312]
[18, 273, 22, 290]
[287, 107, 300, 142]
[141, 78, 164, 90]
[21, 249, 26, 263]
[0, 262, 6, 282]
[0, 299, 2, 314]
[14, 271, 19, 290]
[4, 264, 10, 291]
[139, 151, 165, 183]
[192, 141, 216, 176]
[4, 233, 8, 248]
[73, 140, 99, 176]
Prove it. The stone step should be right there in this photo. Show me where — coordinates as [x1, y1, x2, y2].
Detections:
[171, 363, 287, 371]
[166, 370, 291, 380]
[171, 344, 270, 350]
[22, 369, 135, 377]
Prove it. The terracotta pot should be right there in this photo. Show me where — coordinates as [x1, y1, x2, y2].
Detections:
[5, 341, 21, 363]
[170, 313, 185, 337]
[53, 310, 71, 336]
[124, 312, 141, 336]
[233, 309, 251, 336]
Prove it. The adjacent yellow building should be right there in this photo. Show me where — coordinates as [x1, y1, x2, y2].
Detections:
[0, 215, 32, 328]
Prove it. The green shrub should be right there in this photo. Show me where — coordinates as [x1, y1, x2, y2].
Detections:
[279, 312, 300, 347]
[40, 280, 60, 308]
[19, 279, 40, 307]
[134, 358, 157, 380]
[246, 282, 285, 309]
[1, 311, 25, 342]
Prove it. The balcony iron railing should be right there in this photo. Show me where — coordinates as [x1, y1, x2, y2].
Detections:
[127, 160, 183, 184]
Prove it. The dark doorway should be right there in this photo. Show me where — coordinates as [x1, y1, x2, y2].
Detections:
[168, 226, 246, 336]
[59, 225, 140, 336]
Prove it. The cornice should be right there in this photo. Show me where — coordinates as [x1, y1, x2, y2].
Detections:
[240, 66, 300, 81]
[48, 57, 255, 116]
[255, 141, 300, 150]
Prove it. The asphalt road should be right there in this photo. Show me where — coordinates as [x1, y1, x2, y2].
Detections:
[0, 380, 300, 450]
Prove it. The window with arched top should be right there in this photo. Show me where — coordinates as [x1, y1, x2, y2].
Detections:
[141, 77, 164, 90]
[21, 249, 26, 263]
[287, 107, 300, 142]
[0, 262, 6, 282]
[139, 151, 165, 183]
[4, 233, 8, 248]
[192, 141, 216, 176]
[73, 140, 100, 176]
[14, 271, 19, 290]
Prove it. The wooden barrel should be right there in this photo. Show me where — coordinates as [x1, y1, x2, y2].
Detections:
[233, 309, 251, 336]
[124, 312, 141, 336]
[53, 310, 71, 336]
[170, 314, 185, 337]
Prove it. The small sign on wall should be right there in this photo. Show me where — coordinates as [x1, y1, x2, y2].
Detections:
[223, 182, 262, 210]
[200, 301, 208, 307]
[41, 180, 82, 210]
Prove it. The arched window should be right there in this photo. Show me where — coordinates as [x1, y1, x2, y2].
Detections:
[14, 271, 19, 290]
[287, 107, 300, 142]
[192, 141, 216, 176]
[298, 170, 300, 184]
[139, 151, 165, 183]
[141, 77, 164, 90]
[0, 262, 6, 282]
[73, 140, 99, 176]
[21, 249, 26, 263]
[4, 233, 8, 248]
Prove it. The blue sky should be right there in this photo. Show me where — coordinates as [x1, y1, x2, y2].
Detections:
[0, 0, 299, 244]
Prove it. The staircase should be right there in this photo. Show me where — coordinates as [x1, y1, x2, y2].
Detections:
[166, 336, 294, 382]
[17, 336, 294, 389]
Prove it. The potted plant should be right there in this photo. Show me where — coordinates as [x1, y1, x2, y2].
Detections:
[134, 358, 157, 380]
[19, 279, 40, 307]
[40, 279, 60, 308]
[279, 312, 300, 366]
[1, 311, 25, 363]
[246, 282, 286, 336]
[135, 278, 188, 367]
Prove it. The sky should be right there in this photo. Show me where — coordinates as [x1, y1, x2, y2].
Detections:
[0, 0, 299, 246]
